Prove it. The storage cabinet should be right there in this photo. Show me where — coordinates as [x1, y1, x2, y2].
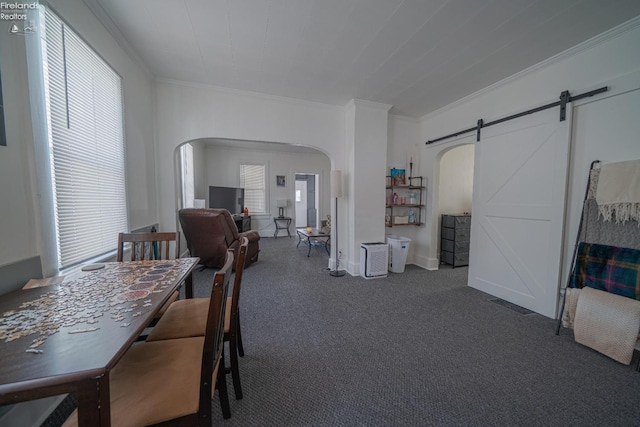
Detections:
[233, 215, 251, 232]
[440, 214, 471, 267]
[385, 176, 425, 227]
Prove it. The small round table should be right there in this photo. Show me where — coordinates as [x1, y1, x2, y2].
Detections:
[273, 217, 292, 238]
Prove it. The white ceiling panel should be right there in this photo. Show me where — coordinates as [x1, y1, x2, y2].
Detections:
[92, 0, 640, 117]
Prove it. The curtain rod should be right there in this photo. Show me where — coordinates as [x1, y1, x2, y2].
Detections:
[425, 86, 608, 145]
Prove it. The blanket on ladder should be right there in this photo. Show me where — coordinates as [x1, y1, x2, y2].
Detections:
[569, 242, 640, 300]
[595, 159, 640, 225]
[574, 287, 640, 365]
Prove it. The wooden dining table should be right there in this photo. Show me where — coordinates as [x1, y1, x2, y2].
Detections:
[0, 257, 199, 426]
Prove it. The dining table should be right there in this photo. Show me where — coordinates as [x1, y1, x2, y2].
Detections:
[0, 257, 199, 426]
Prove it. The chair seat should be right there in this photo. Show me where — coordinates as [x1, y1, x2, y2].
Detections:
[146, 297, 232, 341]
[63, 336, 219, 427]
[156, 290, 180, 318]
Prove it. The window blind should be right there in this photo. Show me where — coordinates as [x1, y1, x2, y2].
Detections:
[180, 143, 195, 208]
[42, 9, 127, 269]
[240, 164, 266, 214]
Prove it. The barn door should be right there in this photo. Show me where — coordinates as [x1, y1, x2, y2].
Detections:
[468, 107, 571, 318]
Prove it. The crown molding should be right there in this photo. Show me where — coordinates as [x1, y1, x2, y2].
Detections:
[345, 98, 393, 112]
[389, 113, 420, 123]
[421, 15, 640, 122]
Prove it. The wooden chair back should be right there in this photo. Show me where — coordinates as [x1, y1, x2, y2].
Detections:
[116, 231, 180, 262]
[230, 237, 249, 321]
[200, 249, 233, 423]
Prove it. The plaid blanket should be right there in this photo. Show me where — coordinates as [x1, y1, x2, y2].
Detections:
[569, 242, 640, 300]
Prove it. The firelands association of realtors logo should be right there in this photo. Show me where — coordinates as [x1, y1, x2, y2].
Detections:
[2, 1, 39, 34]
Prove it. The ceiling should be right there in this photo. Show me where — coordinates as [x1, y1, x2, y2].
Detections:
[91, 0, 640, 117]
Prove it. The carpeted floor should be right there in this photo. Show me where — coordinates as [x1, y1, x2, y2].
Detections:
[45, 236, 640, 426]
[204, 237, 640, 426]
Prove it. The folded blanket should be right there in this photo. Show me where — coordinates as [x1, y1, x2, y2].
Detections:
[574, 287, 640, 365]
[561, 287, 581, 329]
[595, 159, 640, 225]
[569, 242, 640, 300]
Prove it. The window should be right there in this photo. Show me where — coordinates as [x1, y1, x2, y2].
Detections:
[240, 164, 266, 214]
[180, 143, 195, 208]
[41, 8, 127, 270]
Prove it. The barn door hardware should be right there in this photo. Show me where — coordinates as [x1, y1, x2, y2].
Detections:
[476, 119, 483, 142]
[426, 86, 608, 145]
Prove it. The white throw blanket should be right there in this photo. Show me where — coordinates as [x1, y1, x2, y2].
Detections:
[574, 287, 640, 365]
[595, 159, 640, 225]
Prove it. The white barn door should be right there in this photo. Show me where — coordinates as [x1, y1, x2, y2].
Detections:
[468, 107, 571, 318]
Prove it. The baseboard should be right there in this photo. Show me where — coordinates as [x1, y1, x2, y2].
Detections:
[414, 254, 439, 271]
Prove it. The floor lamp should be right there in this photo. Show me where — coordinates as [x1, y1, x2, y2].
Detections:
[330, 170, 345, 277]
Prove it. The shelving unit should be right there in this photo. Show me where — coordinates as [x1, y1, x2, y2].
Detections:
[440, 214, 471, 267]
[385, 176, 424, 227]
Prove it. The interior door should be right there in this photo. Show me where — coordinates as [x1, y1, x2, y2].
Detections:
[305, 175, 317, 227]
[468, 107, 571, 318]
[295, 174, 318, 228]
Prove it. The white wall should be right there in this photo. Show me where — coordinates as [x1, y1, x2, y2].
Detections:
[438, 144, 474, 215]
[345, 100, 391, 272]
[201, 143, 330, 237]
[154, 80, 352, 264]
[0, 34, 37, 268]
[419, 19, 640, 279]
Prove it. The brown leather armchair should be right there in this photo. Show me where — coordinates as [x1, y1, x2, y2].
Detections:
[178, 208, 260, 269]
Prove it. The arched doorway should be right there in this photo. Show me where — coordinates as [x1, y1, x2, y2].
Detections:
[173, 138, 331, 239]
[437, 143, 475, 268]
[438, 144, 475, 215]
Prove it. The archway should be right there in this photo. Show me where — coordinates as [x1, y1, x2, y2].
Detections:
[173, 138, 332, 240]
[436, 143, 475, 268]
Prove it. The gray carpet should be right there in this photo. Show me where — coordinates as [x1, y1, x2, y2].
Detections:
[43, 236, 640, 426]
[200, 237, 640, 426]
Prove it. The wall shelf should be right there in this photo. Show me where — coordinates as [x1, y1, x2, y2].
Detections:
[385, 176, 425, 227]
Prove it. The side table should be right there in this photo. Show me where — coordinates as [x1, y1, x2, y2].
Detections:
[273, 217, 292, 238]
[296, 228, 331, 256]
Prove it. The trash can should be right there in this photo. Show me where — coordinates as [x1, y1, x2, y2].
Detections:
[386, 235, 411, 273]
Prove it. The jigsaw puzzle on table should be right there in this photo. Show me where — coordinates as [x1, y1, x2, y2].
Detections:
[0, 259, 194, 353]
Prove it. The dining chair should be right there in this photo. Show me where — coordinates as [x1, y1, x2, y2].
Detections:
[117, 231, 180, 262]
[146, 236, 249, 400]
[117, 231, 181, 319]
[63, 250, 234, 426]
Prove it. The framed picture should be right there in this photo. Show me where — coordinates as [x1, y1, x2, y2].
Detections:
[276, 175, 286, 187]
[390, 168, 406, 186]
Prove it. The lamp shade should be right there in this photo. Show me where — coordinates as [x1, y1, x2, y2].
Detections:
[331, 170, 343, 198]
[276, 199, 288, 208]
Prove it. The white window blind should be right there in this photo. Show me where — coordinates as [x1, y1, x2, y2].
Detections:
[42, 8, 127, 269]
[180, 143, 195, 208]
[240, 164, 266, 214]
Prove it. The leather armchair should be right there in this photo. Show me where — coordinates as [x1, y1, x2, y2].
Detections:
[179, 208, 260, 269]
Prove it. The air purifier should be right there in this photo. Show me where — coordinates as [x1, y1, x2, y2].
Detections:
[360, 242, 389, 279]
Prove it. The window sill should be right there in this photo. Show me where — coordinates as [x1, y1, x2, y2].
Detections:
[60, 249, 119, 277]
